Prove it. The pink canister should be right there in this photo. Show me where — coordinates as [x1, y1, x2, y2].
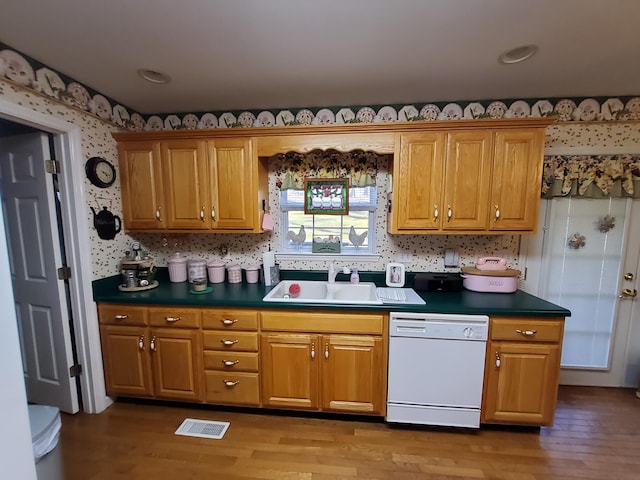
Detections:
[245, 265, 260, 284]
[227, 265, 242, 284]
[167, 252, 188, 283]
[207, 260, 226, 283]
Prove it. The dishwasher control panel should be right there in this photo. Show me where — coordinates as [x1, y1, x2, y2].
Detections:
[389, 313, 488, 341]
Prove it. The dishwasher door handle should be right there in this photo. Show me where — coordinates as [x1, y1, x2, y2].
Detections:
[395, 326, 427, 333]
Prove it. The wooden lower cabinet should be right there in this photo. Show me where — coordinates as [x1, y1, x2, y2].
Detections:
[98, 304, 203, 402]
[321, 334, 384, 414]
[482, 317, 564, 426]
[260, 311, 387, 415]
[201, 308, 261, 406]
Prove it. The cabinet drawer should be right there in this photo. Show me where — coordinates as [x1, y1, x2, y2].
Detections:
[261, 311, 385, 334]
[201, 309, 258, 331]
[490, 318, 564, 343]
[203, 331, 259, 351]
[204, 351, 259, 372]
[204, 371, 260, 406]
[148, 307, 200, 328]
[98, 304, 147, 326]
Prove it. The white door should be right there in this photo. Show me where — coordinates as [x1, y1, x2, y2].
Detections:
[0, 133, 79, 413]
[522, 197, 640, 387]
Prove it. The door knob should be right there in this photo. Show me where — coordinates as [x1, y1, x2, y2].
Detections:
[619, 288, 638, 298]
[624, 273, 634, 281]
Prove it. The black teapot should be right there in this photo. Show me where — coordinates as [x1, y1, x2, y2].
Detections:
[91, 206, 121, 240]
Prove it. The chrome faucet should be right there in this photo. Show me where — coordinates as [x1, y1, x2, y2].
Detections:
[328, 261, 350, 283]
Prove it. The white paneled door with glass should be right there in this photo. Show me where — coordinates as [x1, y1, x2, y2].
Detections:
[523, 198, 640, 388]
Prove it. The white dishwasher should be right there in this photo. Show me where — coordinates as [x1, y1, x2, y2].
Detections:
[387, 312, 488, 428]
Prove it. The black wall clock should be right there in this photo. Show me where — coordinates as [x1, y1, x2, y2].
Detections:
[85, 156, 116, 188]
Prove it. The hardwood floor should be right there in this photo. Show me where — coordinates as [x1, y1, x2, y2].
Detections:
[60, 386, 640, 479]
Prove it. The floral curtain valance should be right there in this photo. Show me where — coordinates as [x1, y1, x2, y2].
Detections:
[270, 149, 384, 190]
[542, 155, 640, 198]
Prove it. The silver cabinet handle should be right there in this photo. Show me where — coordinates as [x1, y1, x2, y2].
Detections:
[494, 204, 501, 219]
[223, 380, 239, 387]
[495, 351, 501, 368]
[221, 339, 239, 346]
[150, 336, 156, 352]
[165, 316, 180, 323]
[221, 319, 238, 326]
[138, 335, 145, 351]
[222, 360, 239, 367]
[311, 343, 315, 360]
[211, 207, 216, 220]
[447, 204, 452, 221]
[114, 314, 129, 320]
[433, 204, 439, 220]
[200, 208, 205, 221]
[325, 343, 329, 359]
[515, 329, 537, 337]
[155, 208, 161, 220]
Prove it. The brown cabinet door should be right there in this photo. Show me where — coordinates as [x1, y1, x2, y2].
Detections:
[208, 138, 256, 230]
[392, 132, 446, 231]
[483, 341, 560, 426]
[100, 325, 153, 398]
[261, 333, 319, 409]
[149, 328, 203, 402]
[321, 335, 384, 415]
[117, 141, 165, 230]
[489, 129, 544, 232]
[161, 139, 210, 229]
[442, 131, 492, 231]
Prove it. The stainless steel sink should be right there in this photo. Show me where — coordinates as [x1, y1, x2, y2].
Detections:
[262, 280, 383, 305]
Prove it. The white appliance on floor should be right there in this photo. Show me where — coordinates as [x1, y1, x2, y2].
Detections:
[386, 312, 489, 428]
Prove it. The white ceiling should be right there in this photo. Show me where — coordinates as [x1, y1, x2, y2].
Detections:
[1, 0, 638, 115]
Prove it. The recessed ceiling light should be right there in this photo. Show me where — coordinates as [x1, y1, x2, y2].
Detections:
[136, 68, 171, 84]
[498, 45, 538, 65]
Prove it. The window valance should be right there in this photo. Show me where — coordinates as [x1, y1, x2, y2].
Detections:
[270, 149, 383, 191]
[542, 155, 640, 198]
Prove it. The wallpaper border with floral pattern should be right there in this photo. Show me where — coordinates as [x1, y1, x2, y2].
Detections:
[1, 41, 639, 134]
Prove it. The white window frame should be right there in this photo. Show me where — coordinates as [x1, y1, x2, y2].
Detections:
[279, 186, 377, 257]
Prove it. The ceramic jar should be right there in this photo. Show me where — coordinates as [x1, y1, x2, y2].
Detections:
[245, 265, 259, 284]
[167, 252, 188, 283]
[227, 265, 242, 284]
[207, 260, 226, 283]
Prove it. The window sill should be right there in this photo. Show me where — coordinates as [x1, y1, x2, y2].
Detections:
[275, 253, 381, 263]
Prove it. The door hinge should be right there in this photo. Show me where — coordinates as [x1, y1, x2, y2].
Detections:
[57, 266, 72, 280]
[45, 159, 60, 174]
[69, 364, 82, 377]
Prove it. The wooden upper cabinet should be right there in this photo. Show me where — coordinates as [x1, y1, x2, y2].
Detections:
[442, 131, 493, 231]
[489, 129, 544, 232]
[116, 135, 267, 233]
[390, 130, 492, 233]
[208, 138, 258, 230]
[392, 132, 445, 231]
[389, 125, 546, 234]
[117, 141, 165, 230]
[161, 139, 210, 230]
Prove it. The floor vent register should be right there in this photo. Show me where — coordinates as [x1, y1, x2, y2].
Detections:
[174, 418, 230, 440]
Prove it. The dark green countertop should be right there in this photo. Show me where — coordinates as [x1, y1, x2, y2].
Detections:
[93, 269, 570, 318]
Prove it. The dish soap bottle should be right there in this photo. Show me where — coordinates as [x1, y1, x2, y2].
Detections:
[350, 268, 360, 284]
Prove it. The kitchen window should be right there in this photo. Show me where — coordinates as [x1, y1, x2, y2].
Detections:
[280, 186, 376, 254]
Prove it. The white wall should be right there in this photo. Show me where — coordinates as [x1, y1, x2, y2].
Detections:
[0, 202, 37, 479]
